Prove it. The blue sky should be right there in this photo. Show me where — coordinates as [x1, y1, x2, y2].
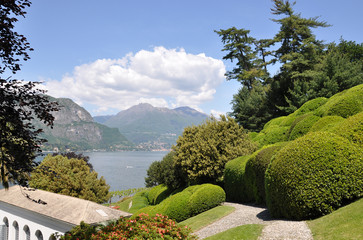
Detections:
[13, 0, 363, 116]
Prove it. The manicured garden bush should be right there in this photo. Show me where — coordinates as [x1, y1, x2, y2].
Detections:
[309, 115, 345, 132]
[223, 155, 254, 203]
[135, 184, 225, 222]
[127, 189, 150, 213]
[315, 84, 363, 118]
[293, 97, 328, 116]
[253, 126, 289, 147]
[288, 113, 321, 140]
[244, 142, 287, 204]
[60, 214, 196, 239]
[331, 112, 363, 148]
[147, 184, 173, 205]
[265, 132, 363, 220]
[188, 184, 226, 216]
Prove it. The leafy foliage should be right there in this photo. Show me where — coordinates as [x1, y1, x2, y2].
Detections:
[0, 0, 59, 188]
[173, 115, 256, 185]
[145, 151, 186, 190]
[29, 155, 110, 203]
[265, 132, 363, 220]
[330, 112, 363, 148]
[60, 213, 196, 240]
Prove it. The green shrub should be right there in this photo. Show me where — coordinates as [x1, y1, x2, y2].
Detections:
[315, 84, 363, 118]
[309, 115, 345, 132]
[244, 142, 287, 204]
[224, 155, 254, 203]
[265, 132, 363, 220]
[188, 184, 226, 216]
[135, 184, 225, 222]
[294, 97, 328, 116]
[253, 126, 289, 147]
[128, 189, 150, 213]
[288, 114, 321, 140]
[331, 112, 363, 148]
[147, 184, 173, 205]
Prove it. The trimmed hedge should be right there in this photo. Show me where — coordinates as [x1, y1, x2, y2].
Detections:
[309, 115, 345, 133]
[223, 155, 254, 203]
[294, 97, 328, 116]
[187, 184, 226, 216]
[244, 142, 287, 204]
[265, 132, 363, 220]
[128, 189, 150, 213]
[331, 112, 363, 148]
[147, 184, 173, 205]
[135, 184, 225, 222]
[315, 84, 363, 118]
[288, 114, 321, 140]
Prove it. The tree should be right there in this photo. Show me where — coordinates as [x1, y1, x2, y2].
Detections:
[145, 151, 186, 190]
[173, 115, 257, 185]
[0, 1, 58, 188]
[52, 152, 94, 171]
[29, 155, 110, 203]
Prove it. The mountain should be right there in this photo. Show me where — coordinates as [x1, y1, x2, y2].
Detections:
[94, 103, 208, 150]
[34, 97, 133, 151]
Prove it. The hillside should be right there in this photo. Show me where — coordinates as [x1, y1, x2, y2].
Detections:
[34, 97, 133, 151]
[95, 103, 208, 149]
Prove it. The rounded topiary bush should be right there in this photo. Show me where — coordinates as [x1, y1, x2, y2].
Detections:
[245, 142, 287, 204]
[188, 184, 225, 216]
[331, 112, 363, 148]
[253, 126, 289, 147]
[288, 114, 321, 140]
[265, 132, 363, 220]
[309, 115, 345, 132]
[224, 155, 253, 203]
[294, 97, 328, 116]
[135, 184, 224, 222]
[315, 84, 363, 118]
[147, 184, 172, 205]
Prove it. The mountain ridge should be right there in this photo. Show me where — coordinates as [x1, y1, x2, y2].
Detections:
[94, 103, 208, 149]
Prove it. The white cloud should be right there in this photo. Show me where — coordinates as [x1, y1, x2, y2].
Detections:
[210, 110, 226, 119]
[44, 46, 226, 114]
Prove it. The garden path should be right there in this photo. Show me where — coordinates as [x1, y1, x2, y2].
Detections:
[193, 202, 313, 240]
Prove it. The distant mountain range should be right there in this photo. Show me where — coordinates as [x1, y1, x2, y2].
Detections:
[94, 103, 208, 150]
[34, 97, 133, 151]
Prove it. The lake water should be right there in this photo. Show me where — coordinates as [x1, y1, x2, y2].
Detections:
[0, 151, 169, 192]
[85, 151, 168, 191]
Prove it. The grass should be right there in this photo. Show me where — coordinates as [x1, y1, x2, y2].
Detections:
[308, 198, 363, 240]
[203, 224, 264, 240]
[178, 205, 235, 232]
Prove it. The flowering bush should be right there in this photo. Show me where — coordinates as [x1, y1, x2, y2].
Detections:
[60, 213, 196, 240]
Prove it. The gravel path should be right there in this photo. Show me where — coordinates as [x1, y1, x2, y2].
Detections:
[193, 202, 313, 240]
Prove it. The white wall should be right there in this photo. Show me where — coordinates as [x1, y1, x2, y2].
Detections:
[0, 202, 74, 240]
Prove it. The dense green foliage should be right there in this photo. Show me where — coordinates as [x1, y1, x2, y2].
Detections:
[331, 112, 363, 147]
[29, 155, 110, 203]
[244, 142, 287, 204]
[60, 213, 196, 240]
[136, 184, 226, 222]
[223, 155, 252, 203]
[145, 151, 185, 190]
[217, 0, 363, 131]
[173, 115, 256, 185]
[253, 84, 363, 147]
[147, 184, 173, 205]
[265, 132, 363, 220]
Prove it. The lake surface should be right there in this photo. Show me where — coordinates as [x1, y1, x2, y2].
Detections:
[85, 151, 169, 191]
[0, 151, 169, 192]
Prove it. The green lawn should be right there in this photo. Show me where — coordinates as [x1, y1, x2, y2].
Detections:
[178, 205, 235, 231]
[203, 224, 264, 240]
[308, 198, 363, 240]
